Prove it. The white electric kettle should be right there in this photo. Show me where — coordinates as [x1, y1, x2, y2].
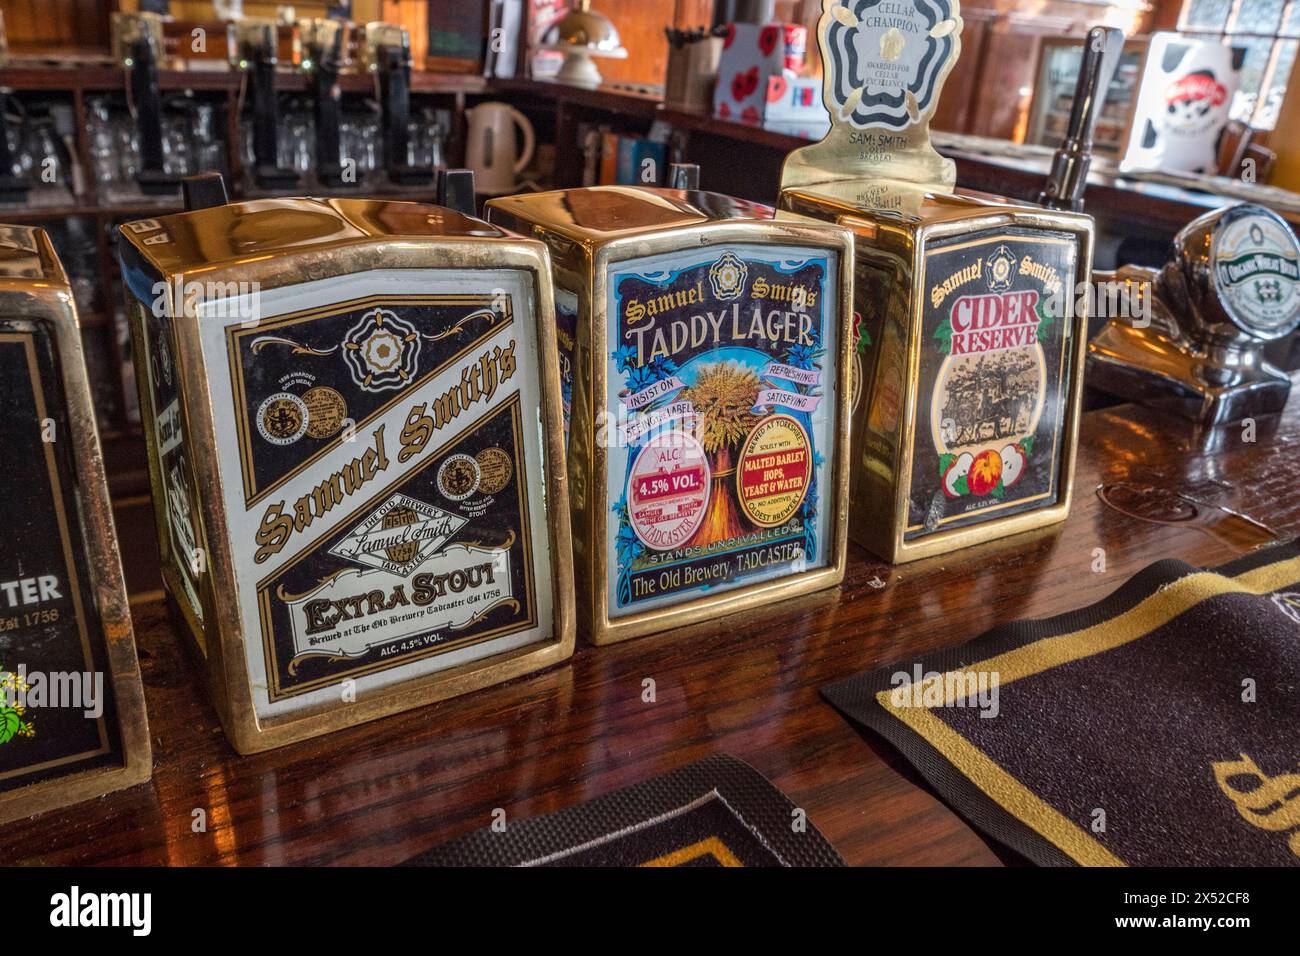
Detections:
[465, 102, 535, 196]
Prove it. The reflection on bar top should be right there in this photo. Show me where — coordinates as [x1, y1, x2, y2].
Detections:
[118, 197, 508, 276]
[487, 186, 776, 243]
[0, 224, 68, 287]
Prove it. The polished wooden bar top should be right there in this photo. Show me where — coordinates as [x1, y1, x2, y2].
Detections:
[1, 394, 1296, 866]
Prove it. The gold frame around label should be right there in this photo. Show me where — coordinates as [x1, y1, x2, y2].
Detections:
[0, 228, 152, 823]
[900, 231, 1076, 538]
[591, 229, 852, 645]
[122, 219, 576, 754]
[775, 1, 1097, 563]
[781, 189, 1094, 564]
[0, 334, 113, 775]
[487, 191, 856, 647]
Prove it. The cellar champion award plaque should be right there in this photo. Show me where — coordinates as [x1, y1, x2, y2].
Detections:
[119, 199, 574, 753]
[0, 226, 151, 821]
[487, 187, 853, 645]
[779, 0, 1095, 563]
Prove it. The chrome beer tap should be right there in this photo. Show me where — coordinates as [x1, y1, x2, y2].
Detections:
[234, 19, 300, 190]
[363, 23, 433, 187]
[1039, 26, 1125, 212]
[114, 12, 182, 195]
[1087, 204, 1300, 424]
[302, 18, 352, 187]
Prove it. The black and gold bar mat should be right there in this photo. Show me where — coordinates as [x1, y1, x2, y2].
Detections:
[823, 544, 1300, 867]
[402, 754, 844, 867]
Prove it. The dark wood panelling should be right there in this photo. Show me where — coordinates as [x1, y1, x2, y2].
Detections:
[596, 0, 715, 88]
[1, 0, 112, 52]
[932, 8, 995, 135]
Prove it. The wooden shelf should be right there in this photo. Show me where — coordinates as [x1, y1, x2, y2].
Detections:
[657, 106, 808, 152]
[0, 65, 489, 96]
[0, 196, 184, 221]
[493, 77, 663, 117]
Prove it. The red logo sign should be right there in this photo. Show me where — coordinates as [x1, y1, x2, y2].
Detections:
[949, 291, 1042, 356]
[1166, 71, 1227, 109]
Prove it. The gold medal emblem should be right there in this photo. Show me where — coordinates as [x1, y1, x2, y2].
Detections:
[475, 447, 514, 496]
[437, 453, 481, 502]
[256, 393, 308, 445]
[303, 386, 348, 439]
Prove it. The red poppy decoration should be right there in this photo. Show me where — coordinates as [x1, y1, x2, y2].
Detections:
[731, 66, 760, 102]
[723, 24, 736, 49]
[718, 101, 731, 118]
[741, 105, 760, 124]
[759, 25, 779, 57]
[767, 74, 787, 103]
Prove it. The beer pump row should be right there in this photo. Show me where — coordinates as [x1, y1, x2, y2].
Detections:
[2, 1, 1298, 822]
[110, 12, 432, 193]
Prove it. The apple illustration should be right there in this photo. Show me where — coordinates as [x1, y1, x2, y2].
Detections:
[942, 452, 975, 499]
[1001, 443, 1027, 489]
[968, 449, 1003, 497]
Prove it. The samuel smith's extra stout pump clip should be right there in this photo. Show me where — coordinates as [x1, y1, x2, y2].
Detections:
[119, 186, 574, 752]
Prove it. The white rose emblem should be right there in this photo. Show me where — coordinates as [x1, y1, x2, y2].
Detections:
[342, 308, 422, 392]
[709, 252, 749, 301]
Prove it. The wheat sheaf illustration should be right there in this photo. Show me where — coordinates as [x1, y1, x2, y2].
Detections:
[683, 362, 762, 545]
[688, 362, 762, 454]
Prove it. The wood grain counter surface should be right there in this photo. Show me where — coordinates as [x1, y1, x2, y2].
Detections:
[1, 395, 1295, 865]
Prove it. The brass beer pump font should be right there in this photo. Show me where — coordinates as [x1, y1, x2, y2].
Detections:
[1088, 205, 1300, 425]
[778, 0, 1096, 564]
[119, 174, 575, 752]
